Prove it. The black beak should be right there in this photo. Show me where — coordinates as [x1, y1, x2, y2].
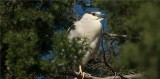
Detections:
[96, 14, 107, 18]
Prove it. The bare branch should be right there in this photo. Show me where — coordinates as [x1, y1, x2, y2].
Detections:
[91, 73, 143, 79]
[60, 71, 143, 79]
[103, 32, 127, 38]
[101, 32, 126, 79]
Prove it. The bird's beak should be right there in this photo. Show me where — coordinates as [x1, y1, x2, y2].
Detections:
[96, 14, 106, 18]
[96, 14, 106, 21]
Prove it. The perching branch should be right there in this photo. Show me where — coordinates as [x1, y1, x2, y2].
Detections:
[60, 71, 143, 79]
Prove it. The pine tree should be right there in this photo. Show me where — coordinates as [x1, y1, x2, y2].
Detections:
[0, 1, 75, 78]
[95, 0, 160, 79]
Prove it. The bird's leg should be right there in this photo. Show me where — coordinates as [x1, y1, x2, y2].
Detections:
[79, 65, 82, 74]
[78, 65, 85, 79]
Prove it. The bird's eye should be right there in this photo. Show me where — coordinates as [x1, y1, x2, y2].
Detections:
[91, 13, 96, 16]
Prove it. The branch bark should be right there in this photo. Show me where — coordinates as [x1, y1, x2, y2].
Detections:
[103, 32, 127, 38]
[102, 32, 126, 79]
[91, 73, 143, 79]
[60, 71, 143, 79]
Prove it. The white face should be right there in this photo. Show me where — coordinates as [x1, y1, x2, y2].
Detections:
[81, 11, 105, 21]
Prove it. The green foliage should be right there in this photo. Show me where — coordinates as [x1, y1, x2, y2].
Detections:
[121, 2, 160, 79]
[3, 29, 39, 79]
[95, 0, 160, 79]
[50, 1, 75, 30]
[2, 0, 159, 79]
[52, 32, 88, 70]
[94, 0, 142, 34]
[0, 0, 75, 78]
[38, 32, 88, 78]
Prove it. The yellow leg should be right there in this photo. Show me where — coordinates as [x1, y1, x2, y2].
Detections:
[79, 65, 82, 74]
[78, 65, 84, 79]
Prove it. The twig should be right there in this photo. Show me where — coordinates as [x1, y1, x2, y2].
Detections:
[103, 32, 127, 38]
[101, 31, 127, 79]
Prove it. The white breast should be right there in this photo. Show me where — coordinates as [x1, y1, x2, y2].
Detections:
[70, 20, 102, 43]
[68, 18, 102, 68]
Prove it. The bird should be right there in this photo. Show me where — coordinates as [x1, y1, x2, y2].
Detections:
[68, 11, 106, 79]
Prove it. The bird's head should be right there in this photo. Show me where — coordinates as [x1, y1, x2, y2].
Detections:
[81, 11, 106, 21]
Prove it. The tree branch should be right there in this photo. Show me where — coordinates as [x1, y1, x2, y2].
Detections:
[102, 32, 126, 79]
[103, 32, 127, 38]
[60, 71, 143, 79]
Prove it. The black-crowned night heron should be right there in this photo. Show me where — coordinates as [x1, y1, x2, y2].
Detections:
[68, 11, 106, 79]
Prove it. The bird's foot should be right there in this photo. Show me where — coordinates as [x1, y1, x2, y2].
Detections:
[78, 65, 84, 79]
[78, 65, 91, 79]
